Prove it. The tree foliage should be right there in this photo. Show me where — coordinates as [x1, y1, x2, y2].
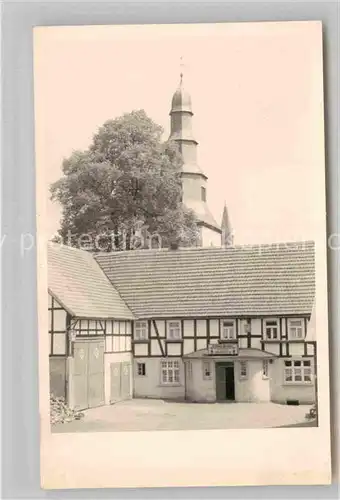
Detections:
[50, 110, 200, 251]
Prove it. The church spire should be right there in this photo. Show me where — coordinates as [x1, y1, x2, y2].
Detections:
[221, 203, 234, 247]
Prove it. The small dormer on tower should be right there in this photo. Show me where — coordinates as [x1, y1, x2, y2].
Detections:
[169, 61, 221, 247]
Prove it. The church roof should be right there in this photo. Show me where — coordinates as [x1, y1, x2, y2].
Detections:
[185, 199, 221, 232]
[95, 240, 315, 319]
[48, 243, 134, 320]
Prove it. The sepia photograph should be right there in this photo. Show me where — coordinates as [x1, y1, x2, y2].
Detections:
[34, 20, 331, 488]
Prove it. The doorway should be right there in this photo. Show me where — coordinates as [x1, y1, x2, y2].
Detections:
[72, 339, 105, 411]
[215, 362, 235, 401]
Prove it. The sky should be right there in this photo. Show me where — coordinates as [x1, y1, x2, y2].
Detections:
[34, 21, 326, 245]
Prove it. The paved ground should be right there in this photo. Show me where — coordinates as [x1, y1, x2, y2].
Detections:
[52, 399, 316, 433]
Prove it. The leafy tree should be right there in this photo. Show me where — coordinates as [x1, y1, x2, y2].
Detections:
[50, 110, 200, 251]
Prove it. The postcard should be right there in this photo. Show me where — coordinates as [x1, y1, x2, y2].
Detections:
[34, 21, 331, 489]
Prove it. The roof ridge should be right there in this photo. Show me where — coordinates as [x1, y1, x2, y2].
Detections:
[94, 239, 315, 257]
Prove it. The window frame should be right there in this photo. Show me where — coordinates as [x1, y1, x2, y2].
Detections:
[287, 318, 305, 340]
[263, 318, 280, 340]
[166, 320, 182, 341]
[240, 361, 248, 380]
[202, 361, 212, 380]
[135, 320, 148, 341]
[284, 359, 313, 385]
[262, 360, 269, 379]
[220, 319, 236, 340]
[160, 359, 181, 386]
[136, 362, 146, 376]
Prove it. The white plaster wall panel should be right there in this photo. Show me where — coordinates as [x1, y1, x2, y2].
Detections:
[134, 343, 148, 357]
[183, 338, 195, 355]
[197, 338, 207, 351]
[54, 309, 67, 331]
[113, 336, 120, 352]
[239, 338, 248, 349]
[183, 319, 194, 337]
[209, 319, 219, 337]
[154, 319, 166, 337]
[151, 339, 162, 356]
[251, 337, 261, 349]
[119, 336, 126, 352]
[251, 318, 262, 336]
[197, 319, 207, 337]
[167, 342, 181, 356]
[105, 336, 113, 352]
[264, 343, 280, 355]
[289, 343, 305, 356]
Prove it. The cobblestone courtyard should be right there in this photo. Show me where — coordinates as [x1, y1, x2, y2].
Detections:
[52, 399, 316, 433]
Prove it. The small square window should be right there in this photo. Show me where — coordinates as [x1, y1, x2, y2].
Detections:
[137, 362, 146, 376]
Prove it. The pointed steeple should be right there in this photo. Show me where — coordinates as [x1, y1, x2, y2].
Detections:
[169, 61, 221, 246]
[221, 203, 234, 247]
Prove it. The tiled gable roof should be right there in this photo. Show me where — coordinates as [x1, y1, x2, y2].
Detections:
[48, 243, 134, 319]
[95, 241, 315, 319]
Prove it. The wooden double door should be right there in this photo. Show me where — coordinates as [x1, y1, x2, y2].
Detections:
[73, 339, 105, 411]
[110, 362, 131, 403]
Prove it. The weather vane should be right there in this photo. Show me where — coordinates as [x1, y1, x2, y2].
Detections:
[180, 56, 185, 84]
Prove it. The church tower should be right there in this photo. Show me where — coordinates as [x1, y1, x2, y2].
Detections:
[169, 69, 222, 247]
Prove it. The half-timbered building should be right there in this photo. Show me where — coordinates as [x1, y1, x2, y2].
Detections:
[48, 240, 316, 409]
[48, 244, 134, 410]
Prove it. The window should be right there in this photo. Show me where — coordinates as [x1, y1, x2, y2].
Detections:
[284, 360, 312, 384]
[137, 362, 146, 376]
[135, 321, 148, 340]
[221, 320, 236, 340]
[240, 361, 248, 379]
[264, 319, 279, 340]
[288, 319, 304, 340]
[262, 360, 269, 379]
[167, 320, 181, 340]
[203, 361, 212, 380]
[161, 360, 180, 385]
[201, 186, 206, 202]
